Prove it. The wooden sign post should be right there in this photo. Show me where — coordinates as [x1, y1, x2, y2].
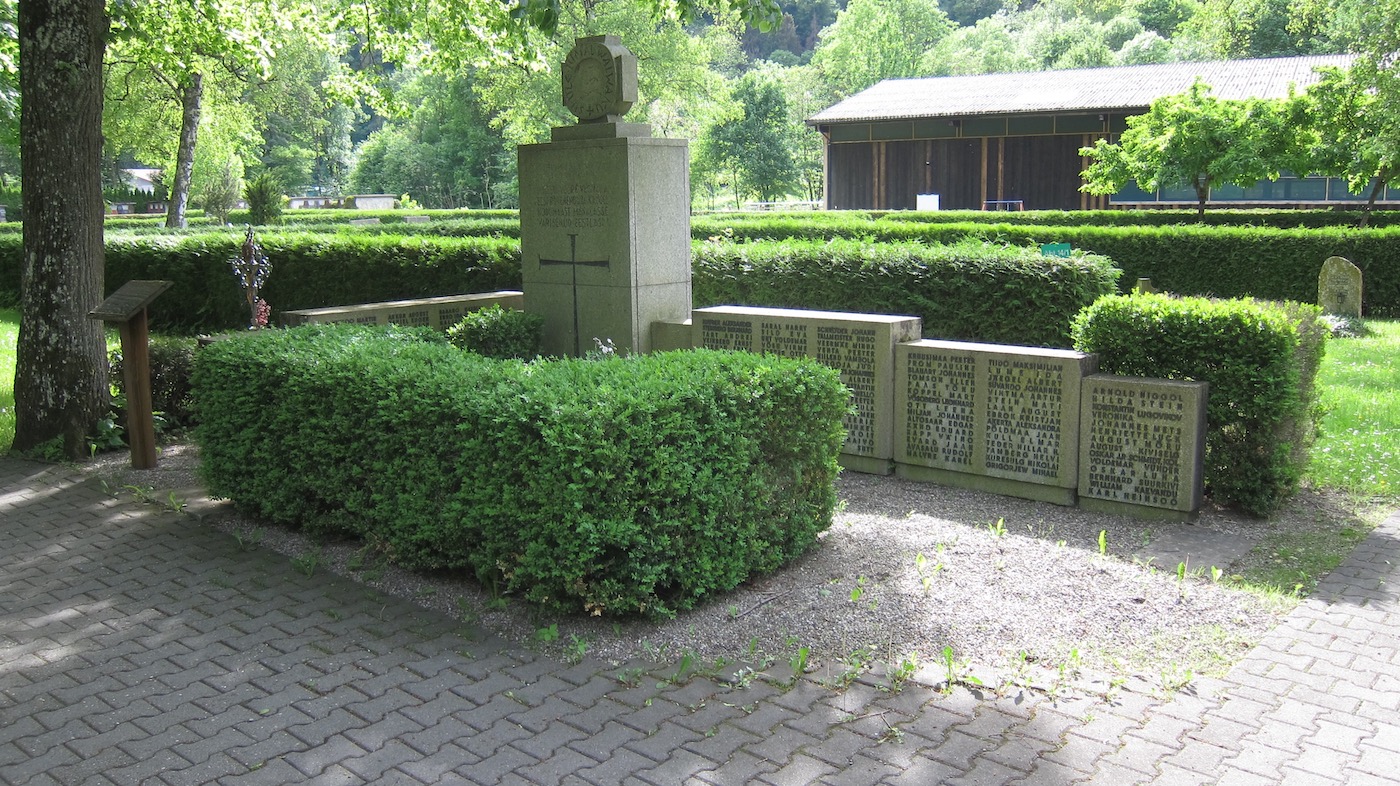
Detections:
[89, 280, 173, 469]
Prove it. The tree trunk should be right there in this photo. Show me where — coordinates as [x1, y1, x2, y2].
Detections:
[1359, 172, 1389, 230]
[1194, 180, 1209, 219]
[14, 0, 110, 458]
[166, 72, 203, 229]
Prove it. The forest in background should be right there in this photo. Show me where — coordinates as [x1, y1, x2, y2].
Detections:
[0, 0, 1382, 211]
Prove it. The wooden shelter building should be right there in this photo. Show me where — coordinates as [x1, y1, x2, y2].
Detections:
[808, 55, 1359, 211]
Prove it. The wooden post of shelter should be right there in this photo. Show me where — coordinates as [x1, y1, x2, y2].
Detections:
[89, 280, 173, 470]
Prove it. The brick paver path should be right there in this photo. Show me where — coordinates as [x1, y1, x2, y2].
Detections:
[2, 456, 1397, 785]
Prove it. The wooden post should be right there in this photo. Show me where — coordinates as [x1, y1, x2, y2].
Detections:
[118, 309, 157, 468]
[89, 280, 172, 470]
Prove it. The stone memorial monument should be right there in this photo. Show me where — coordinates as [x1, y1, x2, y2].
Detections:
[1077, 375, 1208, 520]
[693, 305, 922, 473]
[896, 340, 1099, 505]
[518, 36, 691, 356]
[1318, 255, 1363, 318]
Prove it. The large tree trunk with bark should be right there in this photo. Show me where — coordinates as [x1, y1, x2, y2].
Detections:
[14, 0, 109, 458]
[165, 72, 203, 229]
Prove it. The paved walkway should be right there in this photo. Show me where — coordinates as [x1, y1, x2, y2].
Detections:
[2, 455, 1398, 786]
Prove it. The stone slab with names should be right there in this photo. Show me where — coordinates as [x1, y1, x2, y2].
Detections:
[1318, 255, 1362, 318]
[1078, 375, 1207, 520]
[896, 340, 1098, 505]
[518, 35, 690, 357]
[280, 291, 523, 330]
[693, 305, 921, 473]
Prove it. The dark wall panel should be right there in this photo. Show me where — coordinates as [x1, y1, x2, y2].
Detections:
[1000, 136, 1086, 210]
[828, 144, 874, 210]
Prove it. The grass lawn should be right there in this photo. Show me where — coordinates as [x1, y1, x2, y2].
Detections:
[1, 308, 15, 451]
[1306, 320, 1400, 498]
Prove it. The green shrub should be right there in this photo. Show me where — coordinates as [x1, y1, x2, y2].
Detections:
[244, 173, 284, 225]
[109, 335, 200, 429]
[193, 324, 847, 617]
[694, 238, 1121, 347]
[1072, 293, 1325, 516]
[445, 304, 544, 359]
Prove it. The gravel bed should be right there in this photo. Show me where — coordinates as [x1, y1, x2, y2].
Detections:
[83, 442, 1381, 694]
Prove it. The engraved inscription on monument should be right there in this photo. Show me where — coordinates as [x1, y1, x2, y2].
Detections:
[698, 317, 755, 351]
[984, 357, 1065, 481]
[694, 306, 922, 467]
[534, 184, 610, 231]
[758, 320, 808, 357]
[901, 348, 976, 470]
[1078, 375, 1207, 513]
[814, 324, 879, 456]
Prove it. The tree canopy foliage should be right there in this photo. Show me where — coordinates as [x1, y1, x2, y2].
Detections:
[1079, 80, 1289, 216]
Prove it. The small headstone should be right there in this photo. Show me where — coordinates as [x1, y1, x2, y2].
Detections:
[1318, 256, 1362, 317]
[349, 217, 381, 226]
[403, 215, 430, 223]
[1133, 278, 1157, 294]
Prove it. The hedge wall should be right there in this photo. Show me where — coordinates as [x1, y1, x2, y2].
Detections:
[0, 232, 521, 330]
[1073, 294, 1326, 516]
[690, 219, 1399, 317]
[194, 324, 848, 617]
[693, 238, 1121, 347]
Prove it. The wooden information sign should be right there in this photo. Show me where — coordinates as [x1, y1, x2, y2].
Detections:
[89, 280, 173, 470]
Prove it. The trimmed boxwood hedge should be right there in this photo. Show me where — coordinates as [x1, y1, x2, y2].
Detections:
[694, 238, 1121, 347]
[1072, 294, 1326, 516]
[193, 324, 849, 617]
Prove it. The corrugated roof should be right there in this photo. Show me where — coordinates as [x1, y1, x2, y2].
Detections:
[808, 55, 1356, 124]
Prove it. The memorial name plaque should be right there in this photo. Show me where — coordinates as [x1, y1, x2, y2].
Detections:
[281, 291, 523, 330]
[896, 340, 1097, 505]
[694, 305, 921, 471]
[1078, 375, 1207, 519]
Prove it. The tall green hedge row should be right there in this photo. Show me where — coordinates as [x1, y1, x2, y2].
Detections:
[869, 208, 1400, 229]
[194, 324, 848, 617]
[1073, 294, 1326, 516]
[0, 232, 521, 330]
[693, 238, 1121, 347]
[691, 220, 1398, 317]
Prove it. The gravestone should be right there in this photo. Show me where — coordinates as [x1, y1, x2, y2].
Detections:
[896, 340, 1098, 505]
[518, 36, 691, 356]
[693, 305, 921, 473]
[1078, 375, 1208, 520]
[1318, 256, 1362, 317]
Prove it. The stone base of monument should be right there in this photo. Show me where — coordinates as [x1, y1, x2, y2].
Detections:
[650, 318, 693, 352]
[1078, 496, 1200, 522]
[895, 463, 1079, 506]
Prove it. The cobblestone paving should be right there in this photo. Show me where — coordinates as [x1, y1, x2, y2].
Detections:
[2, 456, 1397, 785]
